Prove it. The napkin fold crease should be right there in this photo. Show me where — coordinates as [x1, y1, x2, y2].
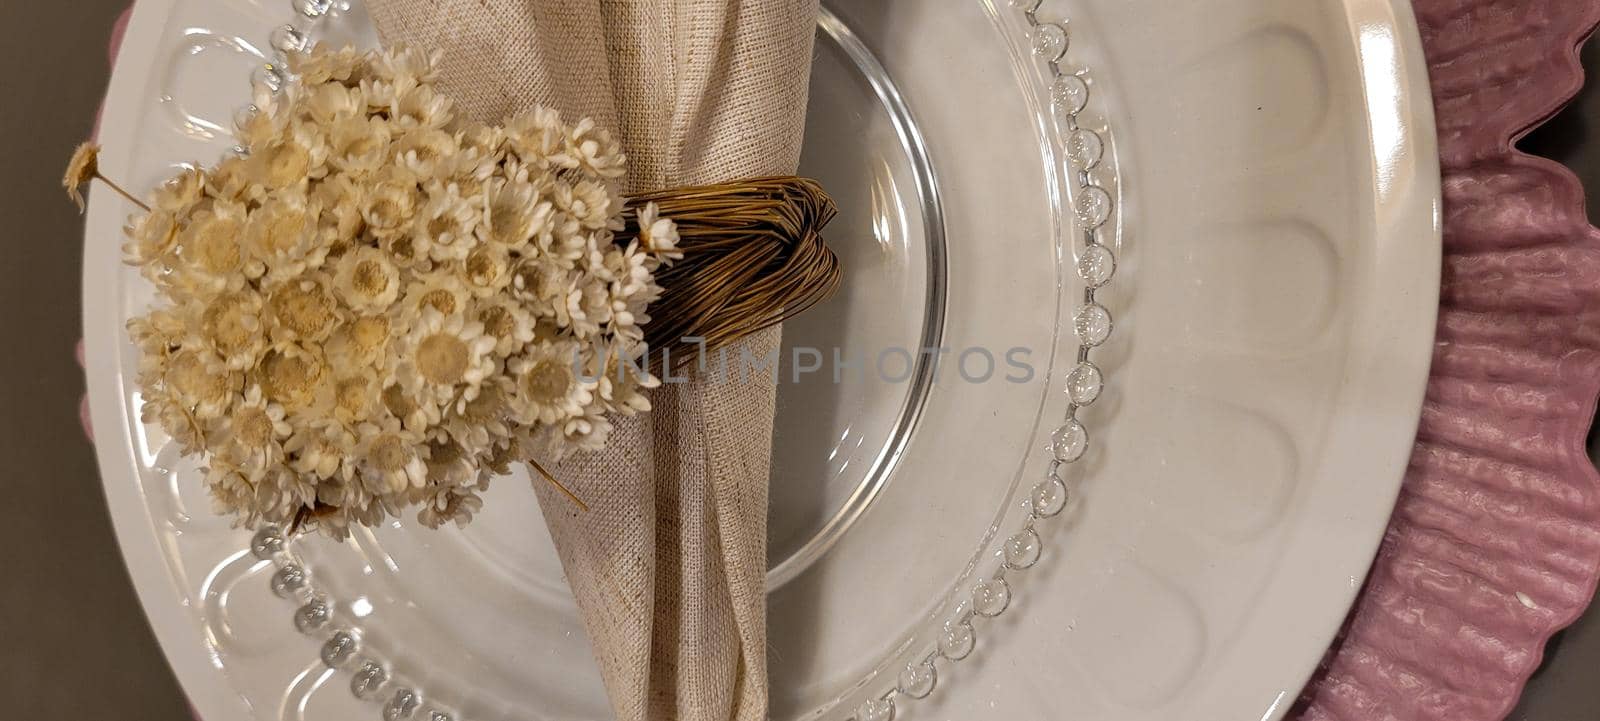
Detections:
[364, 2, 819, 720]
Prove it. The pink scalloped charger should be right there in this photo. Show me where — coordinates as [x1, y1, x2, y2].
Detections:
[86, 1, 1600, 719]
[1293, 1, 1600, 719]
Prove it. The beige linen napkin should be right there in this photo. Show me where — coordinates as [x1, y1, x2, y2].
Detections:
[364, 2, 819, 719]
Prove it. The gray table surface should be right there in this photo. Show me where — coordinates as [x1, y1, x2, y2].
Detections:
[1, 2, 1595, 718]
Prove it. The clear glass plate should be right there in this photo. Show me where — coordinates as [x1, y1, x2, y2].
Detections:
[82, 1, 1440, 720]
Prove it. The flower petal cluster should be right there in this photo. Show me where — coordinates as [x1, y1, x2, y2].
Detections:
[124, 46, 675, 535]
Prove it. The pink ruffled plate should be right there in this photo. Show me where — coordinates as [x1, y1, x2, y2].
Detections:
[1295, 1, 1600, 719]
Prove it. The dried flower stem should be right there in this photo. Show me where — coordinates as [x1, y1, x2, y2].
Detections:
[95, 174, 152, 212]
[63, 141, 152, 213]
[528, 458, 590, 513]
[288, 506, 311, 537]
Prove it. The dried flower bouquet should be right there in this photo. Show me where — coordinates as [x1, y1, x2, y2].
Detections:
[66, 45, 838, 536]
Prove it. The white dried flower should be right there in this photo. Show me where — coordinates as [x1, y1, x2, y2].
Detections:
[587, 346, 657, 416]
[333, 246, 402, 313]
[247, 122, 326, 190]
[198, 288, 268, 370]
[474, 297, 536, 357]
[635, 202, 683, 261]
[509, 341, 592, 425]
[235, 99, 292, 153]
[204, 465, 261, 524]
[285, 421, 351, 481]
[558, 117, 626, 179]
[163, 349, 239, 421]
[243, 190, 324, 281]
[509, 254, 569, 318]
[265, 274, 340, 344]
[372, 45, 442, 86]
[361, 171, 420, 239]
[153, 166, 206, 213]
[540, 211, 589, 269]
[382, 379, 442, 433]
[422, 436, 476, 488]
[325, 314, 392, 371]
[398, 270, 472, 323]
[310, 173, 364, 247]
[122, 209, 181, 267]
[289, 44, 366, 86]
[358, 76, 407, 112]
[256, 465, 321, 523]
[390, 83, 454, 131]
[461, 243, 513, 298]
[395, 306, 497, 413]
[416, 481, 485, 529]
[599, 242, 655, 297]
[555, 178, 620, 231]
[481, 178, 545, 249]
[127, 309, 187, 382]
[256, 342, 328, 413]
[314, 373, 378, 431]
[504, 107, 566, 169]
[394, 128, 460, 180]
[205, 155, 256, 204]
[559, 407, 613, 455]
[563, 275, 612, 338]
[303, 81, 365, 125]
[379, 230, 430, 272]
[355, 418, 428, 494]
[450, 123, 505, 183]
[327, 115, 392, 177]
[173, 201, 249, 293]
[216, 386, 291, 476]
[414, 180, 479, 262]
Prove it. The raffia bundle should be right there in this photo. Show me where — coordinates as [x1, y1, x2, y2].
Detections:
[628, 176, 838, 369]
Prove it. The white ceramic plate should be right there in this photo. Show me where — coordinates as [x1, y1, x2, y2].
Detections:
[84, 0, 1440, 720]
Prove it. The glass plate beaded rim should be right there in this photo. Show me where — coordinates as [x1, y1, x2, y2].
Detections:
[239, 1, 1123, 720]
